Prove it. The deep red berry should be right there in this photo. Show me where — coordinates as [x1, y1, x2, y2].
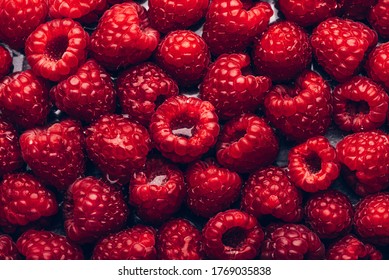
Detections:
[0, 46, 11, 79]
[339, 0, 376, 20]
[0, 235, 19, 260]
[150, 96, 219, 163]
[48, 0, 106, 20]
[0, 120, 23, 176]
[252, 21, 312, 83]
[366, 42, 389, 91]
[92, 225, 157, 260]
[202, 209, 264, 260]
[369, 0, 389, 39]
[200, 53, 272, 120]
[216, 114, 279, 173]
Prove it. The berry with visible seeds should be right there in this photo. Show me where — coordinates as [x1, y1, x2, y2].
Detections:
[366, 42, 389, 91]
[369, 0, 389, 39]
[0, 235, 19, 260]
[0, 120, 23, 176]
[0, 46, 11, 79]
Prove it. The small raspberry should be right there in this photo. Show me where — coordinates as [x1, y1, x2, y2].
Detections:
[366, 42, 389, 91]
[0, 235, 19, 260]
[0, 120, 23, 176]
[0, 46, 11, 79]
[369, 0, 389, 39]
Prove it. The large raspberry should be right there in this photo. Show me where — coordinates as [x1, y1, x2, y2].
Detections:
[366, 42, 389, 91]
[0, 46, 11, 79]
[0, 120, 23, 176]
[0, 235, 19, 260]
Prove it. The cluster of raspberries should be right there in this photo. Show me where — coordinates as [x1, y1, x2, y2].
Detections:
[1, 0, 389, 261]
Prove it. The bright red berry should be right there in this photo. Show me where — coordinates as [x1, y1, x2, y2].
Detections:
[339, 0, 376, 20]
[366, 42, 389, 91]
[48, 0, 106, 20]
[0, 235, 19, 260]
[0, 46, 11, 79]
[369, 0, 389, 39]
[0, 120, 23, 176]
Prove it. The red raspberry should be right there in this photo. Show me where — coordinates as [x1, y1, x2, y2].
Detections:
[186, 159, 242, 218]
[339, 0, 376, 20]
[202, 0, 273, 56]
[288, 136, 340, 192]
[116, 62, 179, 126]
[366, 42, 389, 91]
[200, 53, 272, 120]
[369, 0, 389, 39]
[0, 70, 50, 129]
[148, 0, 209, 34]
[0, 235, 19, 260]
[0, 120, 23, 176]
[157, 218, 203, 260]
[19, 119, 85, 191]
[336, 131, 389, 196]
[92, 225, 156, 260]
[25, 18, 89, 82]
[260, 224, 325, 260]
[264, 70, 332, 142]
[333, 76, 388, 132]
[50, 60, 116, 123]
[0, 0, 48, 50]
[129, 158, 186, 224]
[241, 167, 303, 223]
[64, 176, 129, 244]
[16, 230, 83, 260]
[216, 114, 279, 173]
[155, 30, 210, 87]
[48, 0, 106, 20]
[90, 3, 160, 71]
[202, 209, 264, 260]
[86, 114, 151, 186]
[311, 17, 377, 82]
[327, 234, 383, 260]
[252, 21, 312, 83]
[150, 96, 219, 163]
[0, 46, 11, 79]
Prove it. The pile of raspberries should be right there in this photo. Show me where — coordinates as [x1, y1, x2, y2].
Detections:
[0, 0, 389, 260]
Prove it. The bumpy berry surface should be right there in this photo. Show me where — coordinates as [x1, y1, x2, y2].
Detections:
[369, 0, 389, 39]
[366, 42, 389, 91]
[0, 235, 19, 260]
[0, 46, 11, 79]
[48, 0, 105, 19]
[0, 120, 23, 176]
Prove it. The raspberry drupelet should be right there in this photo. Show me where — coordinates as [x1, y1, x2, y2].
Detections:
[0, 45, 12, 79]
[0, 120, 23, 176]
[366, 42, 389, 91]
[0, 235, 19, 260]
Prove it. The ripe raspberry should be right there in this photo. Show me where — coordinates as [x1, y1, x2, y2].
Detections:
[264, 70, 332, 142]
[50, 59, 116, 123]
[19, 119, 85, 191]
[16, 230, 83, 260]
[216, 114, 279, 173]
[339, 0, 376, 20]
[200, 53, 272, 120]
[64, 176, 129, 244]
[92, 225, 156, 260]
[252, 21, 312, 83]
[116, 62, 179, 126]
[260, 224, 325, 260]
[157, 218, 203, 260]
[366, 42, 389, 91]
[0, 70, 50, 129]
[0, 235, 19, 260]
[0, 0, 48, 50]
[327, 234, 383, 260]
[0, 46, 11, 79]
[0, 120, 23, 176]
[86, 114, 151, 186]
[202, 209, 264, 260]
[90, 3, 160, 71]
[241, 167, 303, 222]
[48, 0, 106, 20]
[150, 96, 219, 163]
[202, 0, 273, 56]
[186, 159, 242, 218]
[129, 158, 186, 224]
[336, 131, 389, 196]
[148, 0, 209, 34]
[288, 136, 340, 192]
[369, 0, 389, 39]
[311, 17, 378, 82]
[25, 18, 90, 82]
[155, 30, 210, 87]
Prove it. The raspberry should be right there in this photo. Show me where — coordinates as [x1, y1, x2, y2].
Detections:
[0, 120, 23, 176]
[0, 46, 12, 79]
[288, 136, 340, 192]
[150, 96, 219, 163]
[186, 159, 242, 218]
[366, 42, 389, 91]
[241, 167, 303, 223]
[200, 53, 272, 120]
[202, 209, 264, 260]
[339, 0, 376, 20]
[368, 0, 389, 39]
[0, 235, 19, 260]
[129, 158, 186, 224]
[92, 225, 157, 260]
[252, 21, 312, 83]
[48, 0, 106, 20]
[155, 30, 210, 87]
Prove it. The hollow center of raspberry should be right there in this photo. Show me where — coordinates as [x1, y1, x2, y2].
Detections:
[148, 174, 168, 186]
[171, 115, 197, 138]
[346, 100, 369, 116]
[305, 153, 322, 174]
[229, 129, 247, 143]
[222, 227, 248, 248]
[45, 35, 69, 61]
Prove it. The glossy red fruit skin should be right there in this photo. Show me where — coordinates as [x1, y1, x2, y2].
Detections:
[129, 158, 186, 224]
[48, 0, 106, 19]
[19, 119, 85, 191]
[148, 0, 209, 34]
[50, 60, 116, 123]
[339, 0, 376, 20]
[157, 218, 203, 260]
[0, 0, 48, 50]
[241, 167, 303, 222]
[92, 225, 157, 260]
[16, 230, 83, 260]
[311, 17, 378, 82]
[202, 0, 273, 56]
[333, 76, 388, 133]
[64, 177, 129, 244]
[369, 0, 389, 39]
[155, 30, 210, 88]
[86, 114, 151, 186]
[336, 131, 389, 196]
[0, 235, 19, 260]
[288, 136, 340, 192]
[0, 46, 11, 79]
[200, 53, 272, 120]
[91, 3, 160, 71]
[202, 209, 264, 260]
[0, 120, 23, 176]
[366, 42, 389, 91]
[150, 95, 220, 163]
[252, 21, 312, 83]
[117, 62, 179, 126]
